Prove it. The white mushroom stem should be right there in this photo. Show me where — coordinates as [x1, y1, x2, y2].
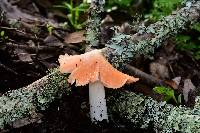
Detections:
[89, 80, 108, 122]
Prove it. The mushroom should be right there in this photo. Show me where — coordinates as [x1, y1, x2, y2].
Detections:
[58, 50, 139, 122]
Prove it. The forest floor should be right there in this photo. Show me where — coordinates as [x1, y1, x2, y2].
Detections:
[1, 0, 200, 133]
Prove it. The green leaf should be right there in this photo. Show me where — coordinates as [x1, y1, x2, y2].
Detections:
[191, 23, 200, 32]
[63, 2, 73, 10]
[176, 35, 191, 43]
[107, 0, 132, 7]
[78, 3, 89, 11]
[153, 86, 175, 102]
[67, 14, 73, 24]
[148, 0, 183, 20]
[1, 31, 5, 37]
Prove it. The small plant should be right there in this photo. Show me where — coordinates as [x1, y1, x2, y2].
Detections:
[146, 0, 183, 20]
[153, 86, 181, 104]
[105, 0, 147, 15]
[176, 33, 200, 60]
[145, 0, 200, 60]
[46, 23, 54, 35]
[0, 30, 8, 40]
[55, 0, 89, 30]
[192, 22, 200, 32]
[106, 0, 134, 8]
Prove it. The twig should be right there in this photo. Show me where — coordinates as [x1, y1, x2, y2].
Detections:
[86, 0, 105, 47]
[125, 64, 168, 87]
[107, 89, 200, 133]
[0, 26, 26, 35]
[0, 61, 18, 75]
[0, 26, 44, 42]
[6, 42, 58, 52]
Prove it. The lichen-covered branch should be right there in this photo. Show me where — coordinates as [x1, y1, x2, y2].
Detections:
[104, 1, 200, 68]
[0, 70, 68, 129]
[86, 0, 105, 47]
[2, 70, 200, 132]
[107, 90, 200, 133]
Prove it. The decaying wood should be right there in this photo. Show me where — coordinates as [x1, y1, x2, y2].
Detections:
[1, 1, 200, 132]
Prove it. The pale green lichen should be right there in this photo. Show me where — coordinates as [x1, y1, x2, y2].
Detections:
[105, 1, 200, 68]
[86, 0, 105, 47]
[107, 90, 200, 133]
[0, 70, 68, 129]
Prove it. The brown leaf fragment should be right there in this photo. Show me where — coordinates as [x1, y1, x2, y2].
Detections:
[149, 62, 169, 79]
[64, 30, 85, 44]
[15, 49, 32, 62]
[164, 76, 181, 90]
[183, 79, 195, 102]
[164, 80, 178, 90]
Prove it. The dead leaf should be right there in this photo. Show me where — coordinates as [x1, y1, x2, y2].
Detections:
[149, 62, 169, 79]
[64, 30, 85, 44]
[101, 15, 114, 25]
[183, 79, 195, 102]
[44, 35, 64, 47]
[164, 76, 181, 90]
[164, 79, 178, 90]
[172, 77, 181, 85]
[119, 22, 131, 34]
[15, 49, 32, 62]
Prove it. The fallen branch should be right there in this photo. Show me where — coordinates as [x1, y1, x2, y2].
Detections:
[103, 1, 200, 68]
[107, 90, 200, 133]
[125, 64, 169, 87]
[0, 70, 67, 129]
[1, 68, 200, 132]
